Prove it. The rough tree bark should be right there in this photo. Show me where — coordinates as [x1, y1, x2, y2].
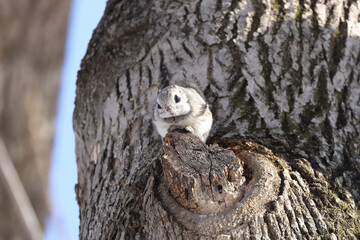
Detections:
[74, 0, 360, 239]
[0, 0, 71, 239]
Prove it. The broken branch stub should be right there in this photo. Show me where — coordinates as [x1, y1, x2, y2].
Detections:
[159, 130, 280, 235]
[161, 130, 246, 214]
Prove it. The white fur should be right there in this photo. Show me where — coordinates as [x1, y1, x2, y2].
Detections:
[153, 85, 213, 142]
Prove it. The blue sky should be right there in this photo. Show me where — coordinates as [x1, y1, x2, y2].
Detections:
[45, 0, 107, 239]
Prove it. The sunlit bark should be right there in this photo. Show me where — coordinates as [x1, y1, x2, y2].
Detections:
[74, 0, 360, 239]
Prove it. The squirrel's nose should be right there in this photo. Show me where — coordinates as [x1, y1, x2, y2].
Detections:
[166, 108, 173, 114]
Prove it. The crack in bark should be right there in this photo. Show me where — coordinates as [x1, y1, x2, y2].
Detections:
[158, 48, 170, 88]
[245, 0, 266, 49]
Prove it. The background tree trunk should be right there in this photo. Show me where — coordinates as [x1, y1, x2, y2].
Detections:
[74, 0, 360, 239]
[0, 0, 71, 239]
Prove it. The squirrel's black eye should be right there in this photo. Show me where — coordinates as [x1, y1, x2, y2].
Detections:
[174, 95, 181, 103]
[157, 104, 162, 109]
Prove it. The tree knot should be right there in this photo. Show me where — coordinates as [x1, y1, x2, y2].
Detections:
[157, 130, 280, 235]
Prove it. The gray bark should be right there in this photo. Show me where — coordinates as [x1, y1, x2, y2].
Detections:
[74, 0, 360, 239]
[0, 0, 71, 239]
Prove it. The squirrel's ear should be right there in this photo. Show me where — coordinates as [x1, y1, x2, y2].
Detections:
[158, 88, 161, 93]
[172, 85, 176, 89]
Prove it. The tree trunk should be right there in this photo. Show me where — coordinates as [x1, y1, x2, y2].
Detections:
[74, 0, 360, 239]
[0, 0, 71, 239]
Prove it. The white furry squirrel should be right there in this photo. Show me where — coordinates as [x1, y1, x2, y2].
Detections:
[153, 85, 213, 142]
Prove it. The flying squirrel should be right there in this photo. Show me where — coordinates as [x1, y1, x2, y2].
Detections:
[153, 85, 213, 142]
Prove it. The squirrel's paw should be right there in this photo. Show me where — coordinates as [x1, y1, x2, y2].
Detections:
[185, 126, 196, 134]
[168, 125, 178, 132]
